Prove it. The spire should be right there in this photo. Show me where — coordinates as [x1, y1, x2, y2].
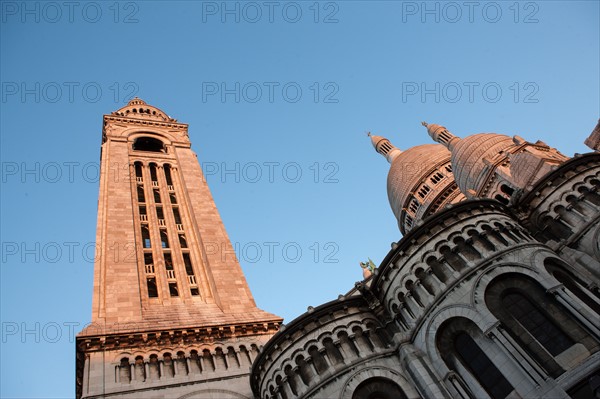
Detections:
[422, 122, 460, 150]
[367, 132, 402, 163]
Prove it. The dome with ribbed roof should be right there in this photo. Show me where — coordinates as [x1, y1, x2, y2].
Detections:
[424, 123, 516, 195]
[450, 133, 514, 194]
[370, 133, 465, 234]
[388, 144, 464, 233]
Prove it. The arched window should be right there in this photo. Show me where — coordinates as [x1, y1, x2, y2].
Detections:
[133, 137, 165, 152]
[485, 274, 599, 378]
[545, 259, 600, 315]
[454, 333, 512, 399]
[351, 377, 407, 399]
[437, 317, 513, 399]
[134, 356, 145, 381]
[163, 353, 174, 378]
[119, 358, 131, 383]
[501, 291, 573, 356]
[149, 354, 160, 379]
[189, 350, 201, 374]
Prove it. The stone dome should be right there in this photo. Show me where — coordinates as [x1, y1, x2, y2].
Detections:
[387, 144, 454, 232]
[449, 133, 514, 194]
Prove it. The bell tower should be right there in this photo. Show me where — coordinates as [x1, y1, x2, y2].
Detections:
[76, 99, 282, 399]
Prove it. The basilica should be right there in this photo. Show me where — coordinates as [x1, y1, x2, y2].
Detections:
[76, 99, 600, 398]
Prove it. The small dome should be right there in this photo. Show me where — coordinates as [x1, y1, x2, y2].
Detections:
[387, 144, 453, 232]
[127, 97, 147, 106]
[450, 133, 514, 194]
[111, 98, 177, 122]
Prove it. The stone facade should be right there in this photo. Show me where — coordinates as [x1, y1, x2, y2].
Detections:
[251, 123, 600, 399]
[76, 99, 282, 399]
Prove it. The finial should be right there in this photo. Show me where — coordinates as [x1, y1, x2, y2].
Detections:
[423, 121, 459, 149]
[366, 131, 372, 137]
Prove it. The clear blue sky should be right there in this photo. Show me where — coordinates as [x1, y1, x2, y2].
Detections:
[1, 1, 598, 397]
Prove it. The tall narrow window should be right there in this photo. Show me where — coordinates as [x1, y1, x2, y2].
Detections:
[139, 206, 147, 221]
[142, 227, 151, 248]
[454, 333, 512, 399]
[156, 206, 165, 223]
[438, 318, 514, 399]
[164, 253, 173, 270]
[137, 186, 145, 203]
[502, 292, 574, 356]
[150, 163, 158, 181]
[173, 208, 182, 225]
[164, 164, 174, 186]
[164, 253, 175, 280]
[144, 253, 154, 274]
[169, 193, 177, 204]
[153, 189, 161, 203]
[160, 230, 169, 248]
[183, 253, 199, 296]
[179, 234, 188, 248]
[168, 282, 179, 297]
[134, 162, 143, 182]
[147, 278, 158, 298]
[150, 163, 159, 184]
[183, 253, 194, 276]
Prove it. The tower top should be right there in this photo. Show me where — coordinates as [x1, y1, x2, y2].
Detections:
[422, 121, 461, 149]
[110, 97, 178, 123]
[368, 132, 402, 163]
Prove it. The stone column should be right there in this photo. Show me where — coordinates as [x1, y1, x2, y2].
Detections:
[400, 344, 452, 399]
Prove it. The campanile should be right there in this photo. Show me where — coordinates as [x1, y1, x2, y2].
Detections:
[76, 98, 282, 398]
